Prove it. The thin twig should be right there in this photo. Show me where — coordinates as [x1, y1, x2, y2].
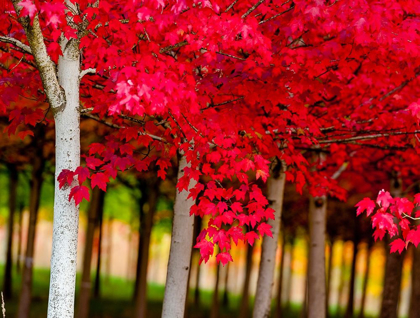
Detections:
[201, 96, 244, 110]
[402, 212, 420, 221]
[79, 68, 96, 79]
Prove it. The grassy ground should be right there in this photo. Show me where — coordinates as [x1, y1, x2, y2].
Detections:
[0, 265, 376, 318]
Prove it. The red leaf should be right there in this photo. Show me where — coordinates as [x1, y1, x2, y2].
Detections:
[355, 198, 376, 217]
[58, 169, 75, 189]
[245, 231, 259, 246]
[75, 167, 90, 184]
[257, 222, 273, 237]
[216, 252, 233, 266]
[69, 185, 90, 205]
[91, 173, 109, 191]
[376, 190, 393, 209]
[389, 238, 406, 254]
[17, 130, 34, 139]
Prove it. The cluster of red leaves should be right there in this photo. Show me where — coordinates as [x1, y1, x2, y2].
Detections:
[1, 0, 420, 264]
[356, 190, 420, 254]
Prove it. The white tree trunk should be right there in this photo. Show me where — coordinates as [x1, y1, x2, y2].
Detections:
[47, 37, 81, 318]
[162, 155, 197, 318]
[253, 161, 286, 318]
[307, 195, 327, 318]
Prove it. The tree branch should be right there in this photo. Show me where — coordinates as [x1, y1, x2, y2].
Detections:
[259, 4, 295, 24]
[225, 0, 239, 12]
[0, 36, 32, 54]
[242, 0, 265, 18]
[201, 96, 244, 110]
[79, 68, 96, 79]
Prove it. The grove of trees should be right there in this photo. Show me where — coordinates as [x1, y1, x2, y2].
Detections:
[0, 0, 420, 317]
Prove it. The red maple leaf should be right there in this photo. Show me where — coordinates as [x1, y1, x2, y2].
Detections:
[69, 186, 90, 205]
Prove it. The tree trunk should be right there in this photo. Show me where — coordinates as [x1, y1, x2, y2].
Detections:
[239, 242, 254, 318]
[210, 263, 221, 318]
[133, 179, 159, 318]
[94, 204, 104, 299]
[380, 178, 404, 318]
[133, 185, 147, 300]
[46, 29, 81, 318]
[106, 217, 113, 280]
[253, 160, 286, 318]
[275, 230, 286, 318]
[161, 155, 197, 318]
[345, 238, 359, 318]
[16, 202, 24, 273]
[409, 242, 420, 318]
[3, 165, 18, 300]
[307, 195, 327, 318]
[222, 260, 230, 308]
[336, 243, 347, 315]
[193, 216, 203, 307]
[17, 139, 45, 318]
[359, 240, 373, 318]
[76, 187, 105, 318]
[284, 237, 295, 313]
[326, 238, 334, 316]
[300, 240, 310, 318]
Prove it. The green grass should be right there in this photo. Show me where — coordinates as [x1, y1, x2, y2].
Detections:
[0, 264, 378, 318]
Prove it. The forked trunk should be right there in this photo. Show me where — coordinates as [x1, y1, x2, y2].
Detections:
[307, 195, 327, 318]
[161, 155, 197, 318]
[3, 164, 18, 300]
[380, 177, 404, 318]
[253, 159, 286, 318]
[18, 138, 44, 318]
[239, 242, 254, 318]
[134, 179, 159, 318]
[77, 188, 105, 318]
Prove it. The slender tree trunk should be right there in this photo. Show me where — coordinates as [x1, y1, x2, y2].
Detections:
[253, 160, 286, 318]
[359, 240, 373, 318]
[3, 165, 18, 300]
[16, 202, 24, 273]
[193, 216, 203, 307]
[133, 179, 159, 318]
[161, 155, 197, 318]
[94, 204, 104, 299]
[326, 238, 334, 316]
[284, 237, 295, 313]
[222, 260, 230, 308]
[275, 230, 286, 318]
[345, 238, 359, 318]
[409, 242, 420, 318]
[336, 243, 348, 315]
[380, 177, 404, 318]
[106, 217, 113, 280]
[210, 263, 221, 318]
[17, 140, 45, 318]
[300, 239, 310, 318]
[133, 190, 147, 300]
[76, 188, 105, 318]
[239, 242, 254, 318]
[307, 195, 327, 318]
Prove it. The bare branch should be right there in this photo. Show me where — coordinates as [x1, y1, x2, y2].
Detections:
[0, 36, 32, 54]
[318, 130, 420, 145]
[79, 68, 96, 79]
[160, 40, 188, 54]
[259, 4, 295, 24]
[331, 162, 348, 180]
[242, 0, 265, 19]
[201, 96, 244, 110]
[81, 113, 166, 142]
[225, 0, 239, 12]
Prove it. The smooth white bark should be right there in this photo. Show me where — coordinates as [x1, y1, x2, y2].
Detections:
[253, 162, 286, 318]
[162, 155, 197, 318]
[47, 37, 81, 318]
[307, 195, 327, 318]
